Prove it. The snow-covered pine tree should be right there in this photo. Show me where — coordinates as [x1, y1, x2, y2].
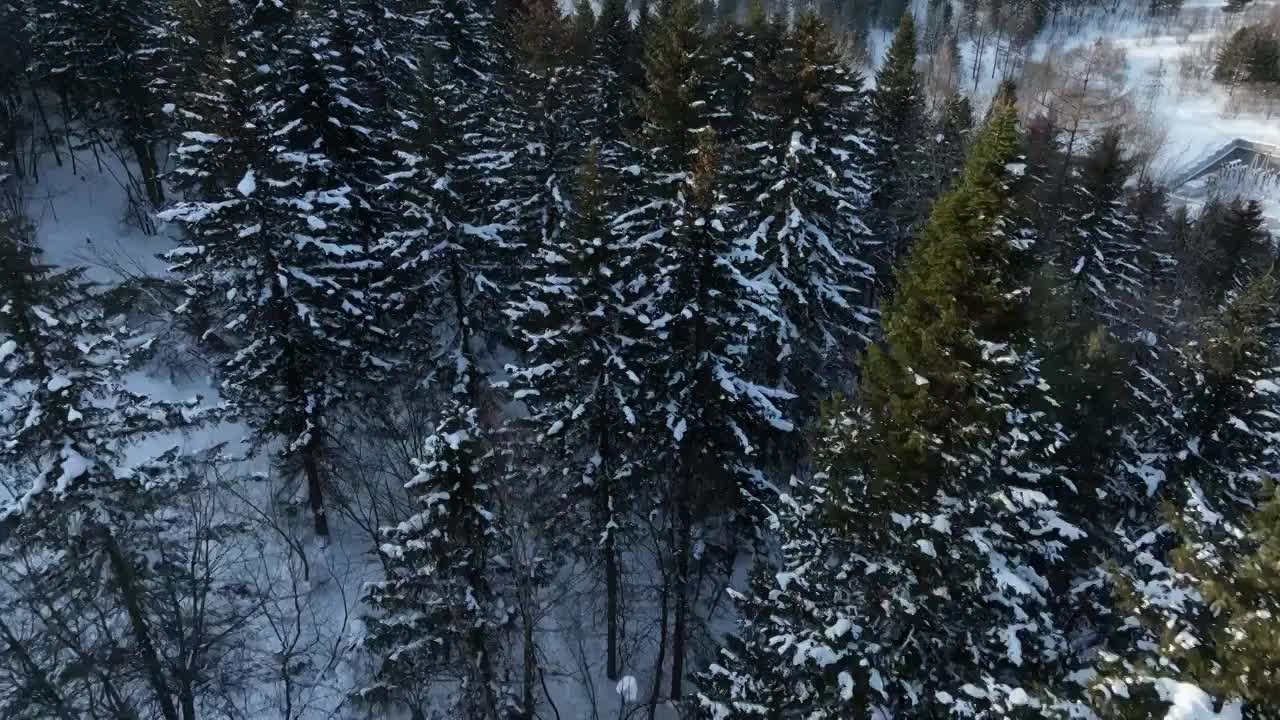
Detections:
[1128, 178, 1176, 294]
[744, 12, 877, 427]
[1050, 128, 1154, 336]
[707, 99, 1085, 718]
[696, 559, 814, 719]
[639, 0, 706, 177]
[848, 101, 1084, 714]
[927, 91, 973, 195]
[374, 0, 515, 378]
[1102, 481, 1280, 718]
[1099, 273, 1280, 718]
[695, 417, 862, 720]
[1176, 197, 1274, 312]
[1169, 272, 1280, 514]
[701, 2, 779, 146]
[310, 0, 425, 287]
[644, 133, 792, 700]
[595, 0, 635, 140]
[505, 146, 645, 681]
[496, 0, 600, 278]
[161, 5, 387, 538]
[359, 398, 513, 720]
[0, 202, 232, 720]
[870, 12, 930, 272]
[28, 0, 176, 205]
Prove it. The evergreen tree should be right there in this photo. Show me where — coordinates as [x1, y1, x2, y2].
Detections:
[376, 0, 513, 373]
[1049, 128, 1153, 335]
[316, 0, 427, 278]
[744, 13, 877, 427]
[870, 12, 930, 270]
[927, 91, 973, 195]
[500, 1, 600, 270]
[646, 133, 791, 700]
[701, 16, 759, 144]
[161, 7, 388, 537]
[640, 0, 706, 174]
[1105, 482, 1280, 718]
[1177, 197, 1273, 310]
[707, 100, 1085, 718]
[360, 399, 512, 719]
[695, 472, 842, 720]
[505, 147, 645, 680]
[595, 0, 637, 138]
[1101, 275, 1280, 719]
[838, 98, 1081, 715]
[1213, 25, 1279, 84]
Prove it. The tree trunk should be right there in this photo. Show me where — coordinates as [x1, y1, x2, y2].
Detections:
[595, 400, 621, 681]
[647, 547, 670, 720]
[522, 600, 537, 718]
[303, 433, 330, 538]
[179, 682, 197, 720]
[669, 497, 691, 701]
[605, 527, 620, 681]
[102, 529, 181, 720]
[25, 78, 61, 167]
[130, 138, 164, 207]
[469, 627, 501, 720]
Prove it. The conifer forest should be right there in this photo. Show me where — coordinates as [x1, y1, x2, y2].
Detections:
[2, 0, 1280, 717]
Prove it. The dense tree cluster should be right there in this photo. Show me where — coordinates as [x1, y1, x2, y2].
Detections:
[1, 0, 1279, 719]
[1215, 23, 1280, 86]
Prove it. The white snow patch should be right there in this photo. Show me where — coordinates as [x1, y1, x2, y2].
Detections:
[237, 169, 257, 197]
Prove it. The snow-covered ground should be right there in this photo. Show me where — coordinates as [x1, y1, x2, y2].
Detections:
[1018, 0, 1280, 184]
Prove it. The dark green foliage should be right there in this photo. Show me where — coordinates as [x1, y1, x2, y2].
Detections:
[1047, 128, 1164, 336]
[639, 0, 705, 170]
[1214, 25, 1280, 84]
[926, 91, 973, 196]
[1103, 276, 1280, 718]
[859, 99, 1037, 497]
[870, 13, 929, 268]
[596, 0, 638, 138]
[1176, 197, 1274, 309]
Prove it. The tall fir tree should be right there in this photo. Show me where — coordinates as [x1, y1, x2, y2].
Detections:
[374, 0, 514, 378]
[928, 91, 974, 195]
[1048, 128, 1159, 337]
[359, 399, 513, 719]
[595, 0, 636, 139]
[505, 147, 645, 680]
[704, 99, 1088, 718]
[645, 132, 791, 700]
[1100, 273, 1280, 719]
[870, 12, 930, 272]
[161, 5, 389, 537]
[639, 0, 706, 175]
[1176, 197, 1273, 311]
[744, 12, 877, 428]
